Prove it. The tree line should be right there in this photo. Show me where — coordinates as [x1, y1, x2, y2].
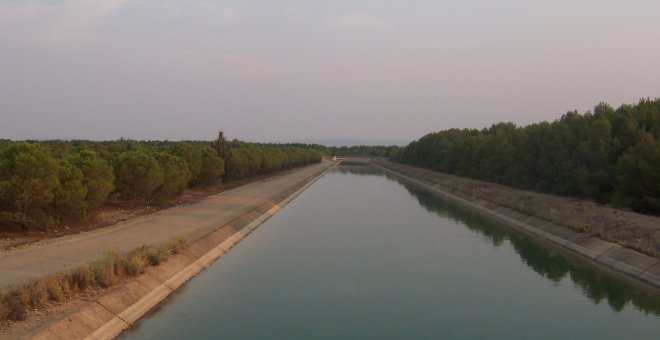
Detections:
[391, 98, 660, 215]
[328, 145, 400, 157]
[224, 140, 323, 182]
[0, 134, 322, 230]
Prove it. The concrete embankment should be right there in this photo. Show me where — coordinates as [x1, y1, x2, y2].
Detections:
[373, 160, 660, 288]
[27, 161, 336, 340]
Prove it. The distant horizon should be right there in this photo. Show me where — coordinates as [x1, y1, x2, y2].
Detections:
[0, 136, 408, 147]
[3, 97, 657, 145]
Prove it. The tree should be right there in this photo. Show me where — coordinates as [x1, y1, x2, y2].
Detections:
[171, 142, 202, 185]
[113, 150, 164, 206]
[51, 160, 87, 222]
[224, 149, 249, 182]
[197, 146, 225, 187]
[214, 131, 231, 162]
[613, 134, 660, 214]
[68, 150, 115, 210]
[155, 153, 191, 199]
[244, 147, 263, 176]
[260, 147, 286, 173]
[0, 143, 60, 228]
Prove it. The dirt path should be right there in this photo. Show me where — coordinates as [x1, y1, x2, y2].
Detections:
[0, 161, 334, 289]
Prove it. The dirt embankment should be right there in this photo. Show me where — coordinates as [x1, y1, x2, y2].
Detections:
[375, 159, 660, 258]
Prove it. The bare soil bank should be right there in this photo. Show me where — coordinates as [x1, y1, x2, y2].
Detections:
[374, 159, 660, 287]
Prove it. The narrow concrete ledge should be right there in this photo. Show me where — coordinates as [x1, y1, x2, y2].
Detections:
[597, 247, 659, 277]
[639, 263, 660, 284]
[29, 162, 337, 340]
[375, 161, 660, 288]
[114, 282, 172, 326]
[563, 237, 618, 259]
[97, 274, 163, 322]
[84, 312, 130, 340]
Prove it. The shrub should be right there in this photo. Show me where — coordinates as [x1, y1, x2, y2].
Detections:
[50, 273, 71, 298]
[92, 250, 125, 288]
[143, 246, 168, 266]
[0, 291, 9, 319]
[46, 280, 65, 302]
[165, 236, 186, 255]
[564, 218, 589, 233]
[123, 251, 147, 276]
[25, 281, 48, 308]
[5, 290, 28, 321]
[67, 265, 95, 292]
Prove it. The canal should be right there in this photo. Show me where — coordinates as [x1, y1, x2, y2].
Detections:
[122, 165, 660, 339]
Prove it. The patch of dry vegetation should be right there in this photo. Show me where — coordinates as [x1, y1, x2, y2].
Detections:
[0, 236, 186, 321]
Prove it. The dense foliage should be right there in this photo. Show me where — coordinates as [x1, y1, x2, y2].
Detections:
[0, 136, 322, 230]
[224, 141, 323, 182]
[328, 145, 399, 157]
[392, 99, 660, 215]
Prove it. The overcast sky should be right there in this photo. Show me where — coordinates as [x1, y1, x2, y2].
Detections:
[1, 0, 659, 144]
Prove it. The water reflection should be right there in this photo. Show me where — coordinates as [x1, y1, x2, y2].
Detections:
[337, 165, 660, 315]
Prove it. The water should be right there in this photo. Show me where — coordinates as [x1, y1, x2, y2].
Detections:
[123, 165, 660, 339]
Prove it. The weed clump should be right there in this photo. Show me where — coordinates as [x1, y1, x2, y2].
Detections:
[25, 281, 48, 308]
[4, 290, 28, 321]
[92, 250, 124, 288]
[0, 291, 9, 320]
[142, 246, 169, 266]
[44, 274, 68, 302]
[0, 235, 186, 321]
[67, 265, 95, 293]
[165, 236, 186, 255]
[123, 250, 148, 276]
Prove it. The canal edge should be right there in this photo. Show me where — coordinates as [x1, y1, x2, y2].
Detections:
[372, 161, 660, 289]
[28, 162, 338, 340]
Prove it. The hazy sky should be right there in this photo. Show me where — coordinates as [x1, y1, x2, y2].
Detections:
[1, 0, 659, 144]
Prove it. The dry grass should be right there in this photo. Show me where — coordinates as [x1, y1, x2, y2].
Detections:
[0, 292, 8, 320]
[0, 236, 186, 321]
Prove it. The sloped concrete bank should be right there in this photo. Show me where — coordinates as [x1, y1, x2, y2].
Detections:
[373, 161, 660, 289]
[28, 162, 337, 340]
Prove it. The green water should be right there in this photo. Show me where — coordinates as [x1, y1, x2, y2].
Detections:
[122, 166, 660, 339]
